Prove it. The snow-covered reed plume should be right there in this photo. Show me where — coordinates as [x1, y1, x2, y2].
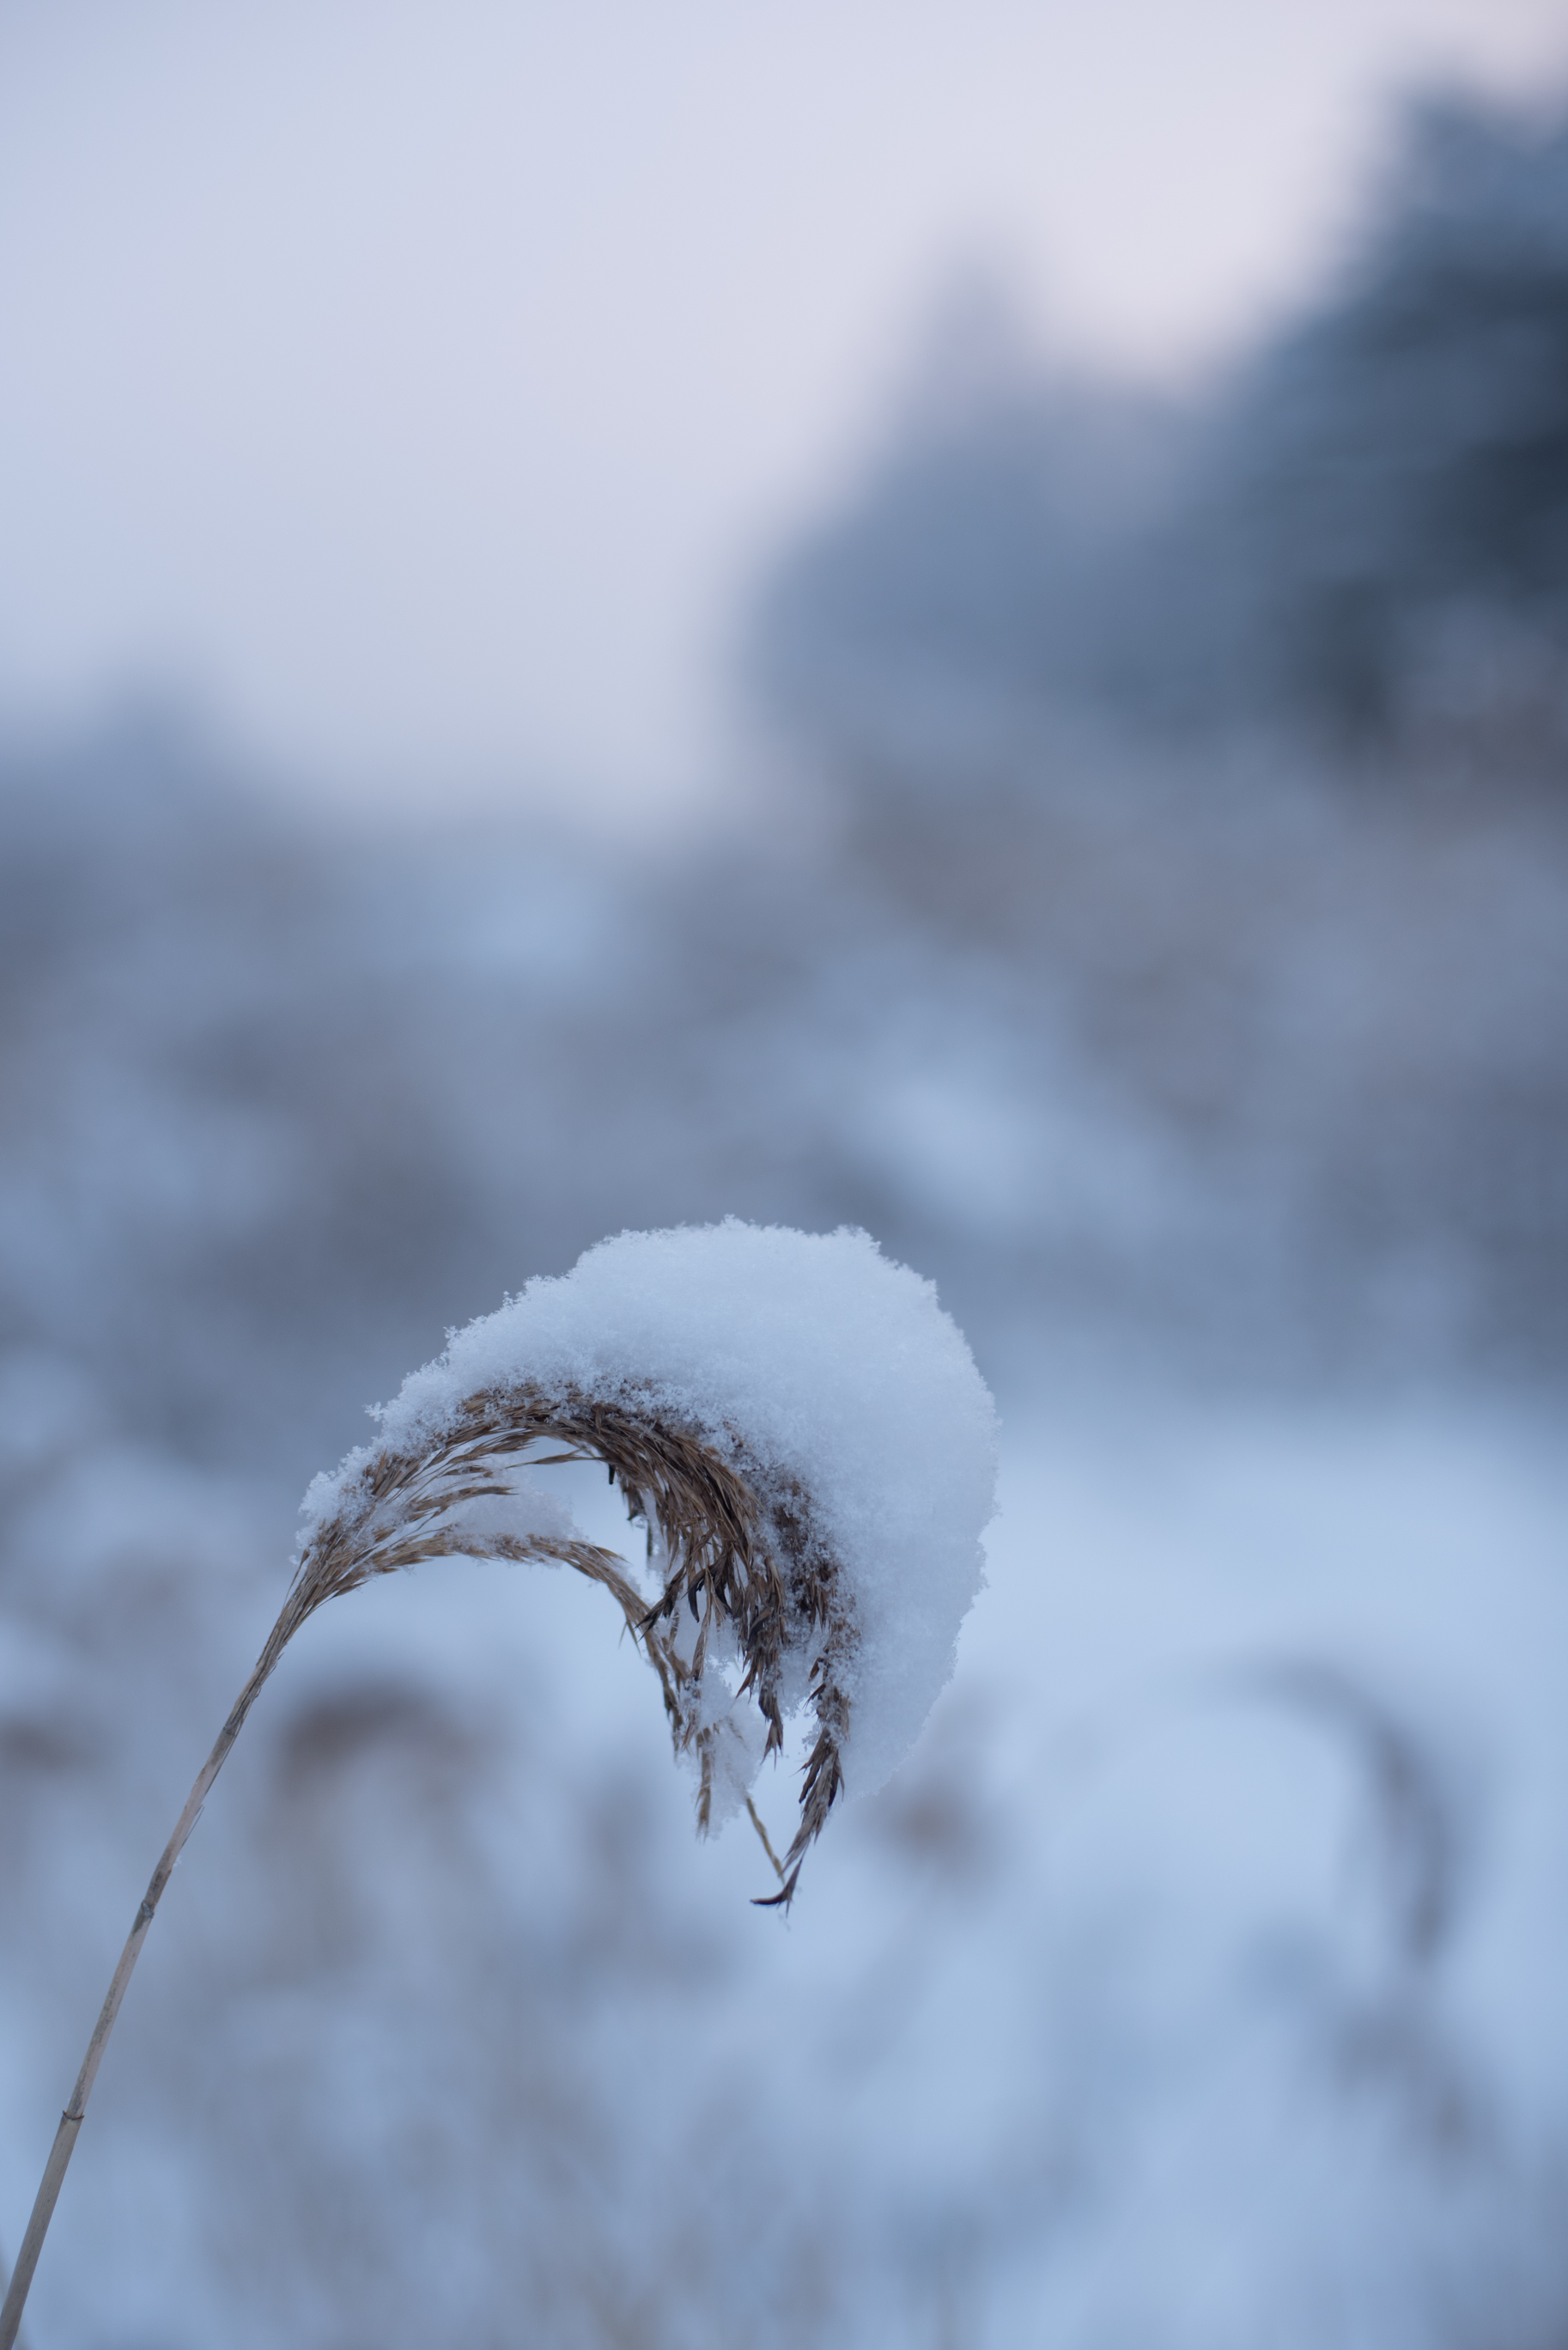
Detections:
[0, 1221, 996, 2345]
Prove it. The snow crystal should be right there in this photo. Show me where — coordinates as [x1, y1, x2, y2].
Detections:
[302, 1221, 998, 1805]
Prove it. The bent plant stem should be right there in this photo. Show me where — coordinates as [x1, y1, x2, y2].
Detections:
[0, 1650, 277, 2350]
[0, 1386, 854, 2346]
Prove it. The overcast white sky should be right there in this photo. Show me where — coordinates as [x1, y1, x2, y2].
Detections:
[3, 0, 1566, 824]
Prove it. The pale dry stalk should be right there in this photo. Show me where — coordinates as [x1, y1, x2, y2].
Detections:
[0, 1379, 855, 2347]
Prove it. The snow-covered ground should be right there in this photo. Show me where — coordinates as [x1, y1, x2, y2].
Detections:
[3, 1366, 1565, 2347]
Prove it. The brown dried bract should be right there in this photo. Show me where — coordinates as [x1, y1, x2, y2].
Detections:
[271, 1384, 858, 1904]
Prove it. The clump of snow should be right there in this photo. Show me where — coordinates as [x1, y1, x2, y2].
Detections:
[303, 1221, 998, 1805]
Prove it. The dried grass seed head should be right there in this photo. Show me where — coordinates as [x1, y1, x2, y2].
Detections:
[290, 1221, 999, 1899]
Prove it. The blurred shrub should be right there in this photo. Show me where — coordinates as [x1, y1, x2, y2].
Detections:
[744, 88, 1568, 1377]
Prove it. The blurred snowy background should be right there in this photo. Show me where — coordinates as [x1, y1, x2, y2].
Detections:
[3, 3, 1568, 2343]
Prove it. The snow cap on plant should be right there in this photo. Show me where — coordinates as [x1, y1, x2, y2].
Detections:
[294, 1220, 999, 1899]
[0, 1223, 997, 2350]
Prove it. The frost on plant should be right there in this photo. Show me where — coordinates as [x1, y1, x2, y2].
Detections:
[292, 1220, 999, 1900]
